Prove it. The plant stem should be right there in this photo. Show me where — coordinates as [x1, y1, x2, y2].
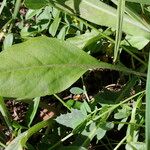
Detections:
[8, 0, 22, 33]
[0, 0, 6, 15]
[53, 94, 71, 111]
[12, 0, 22, 19]
[81, 76, 90, 102]
[114, 0, 125, 62]
[0, 141, 6, 148]
[114, 136, 127, 150]
[48, 132, 73, 150]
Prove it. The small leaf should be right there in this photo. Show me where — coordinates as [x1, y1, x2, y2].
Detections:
[80, 100, 91, 115]
[114, 108, 130, 119]
[67, 31, 99, 49]
[122, 35, 149, 50]
[70, 87, 84, 95]
[25, 9, 41, 20]
[126, 142, 146, 150]
[55, 109, 87, 129]
[49, 9, 61, 37]
[118, 117, 128, 130]
[3, 33, 13, 50]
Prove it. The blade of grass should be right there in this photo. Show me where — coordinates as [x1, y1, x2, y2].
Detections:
[114, 0, 125, 62]
[0, 96, 13, 130]
[146, 53, 150, 150]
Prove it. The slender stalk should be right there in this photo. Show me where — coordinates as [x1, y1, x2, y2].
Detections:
[8, 0, 22, 33]
[0, 0, 6, 15]
[12, 0, 22, 19]
[114, 136, 127, 150]
[53, 94, 71, 111]
[81, 76, 90, 102]
[0, 141, 6, 148]
[48, 133, 73, 150]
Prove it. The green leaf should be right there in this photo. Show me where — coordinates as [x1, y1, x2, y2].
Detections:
[70, 87, 84, 95]
[126, 142, 146, 150]
[55, 109, 87, 129]
[67, 31, 99, 49]
[80, 101, 91, 115]
[5, 119, 52, 150]
[114, 108, 130, 119]
[49, 9, 61, 37]
[24, 0, 49, 9]
[0, 36, 145, 98]
[122, 35, 149, 50]
[25, 9, 41, 20]
[49, 0, 150, 39]
[82, 122, 107, 141]
[0, 36, 97, 98]
[3, 34, 13, 50]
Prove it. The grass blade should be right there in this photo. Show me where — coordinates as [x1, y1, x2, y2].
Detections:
[146, 53, 150, 150]
[25, 97, 40, 127]
[114, 0, 125, 62]
[0, 96, 12, 130]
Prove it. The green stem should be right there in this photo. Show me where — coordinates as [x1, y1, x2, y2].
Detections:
[53, 94, 71, 111]
[89, 90, 145, 124]
[114, 136, 128, 150]
[12, 0, 22, 19]
[0, 0, 6, 15]
[48, 133, 73, 150]
[114, 0, 125, 62]
[8, 0, 22, 33]
[0, 141, 6, 148]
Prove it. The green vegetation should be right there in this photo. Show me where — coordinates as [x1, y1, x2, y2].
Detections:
[0, 0, 150, 149]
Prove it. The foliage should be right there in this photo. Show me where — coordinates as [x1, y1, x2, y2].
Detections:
[0, 0, 149, 150]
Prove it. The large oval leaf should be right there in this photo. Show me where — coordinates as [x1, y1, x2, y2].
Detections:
[0, 36, 145, 98]
[0, 36, 98, 98]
